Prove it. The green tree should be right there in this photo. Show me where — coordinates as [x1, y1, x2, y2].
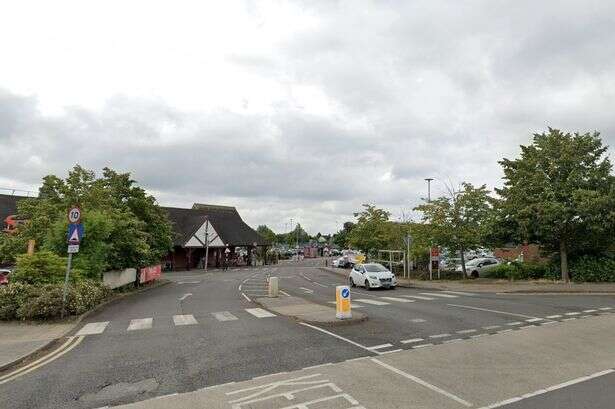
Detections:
[414, 183, 492, 276]
[256, 225, 276, 244]
[497, 128, 615, 282]
[333, 222, 354, 248]
[347, 205, 392, 255]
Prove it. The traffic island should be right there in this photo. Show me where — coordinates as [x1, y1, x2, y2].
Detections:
[255, 296, 367, 327]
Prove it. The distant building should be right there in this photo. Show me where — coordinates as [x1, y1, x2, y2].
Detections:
[493, 243, 544, 263]
[163, 204, 269, 270]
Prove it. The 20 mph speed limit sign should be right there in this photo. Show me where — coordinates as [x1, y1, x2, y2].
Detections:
[68, 206, 81, 224]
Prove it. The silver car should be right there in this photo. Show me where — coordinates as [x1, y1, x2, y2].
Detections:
[456, 257, 500, 278]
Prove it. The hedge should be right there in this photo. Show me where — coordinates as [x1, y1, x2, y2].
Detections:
[484, 262, 558, 280]
[0, 280, 110, 320]
[11, 251, 82, 285]
[484, 257, 615, 282]
[570, 256, 615, 282]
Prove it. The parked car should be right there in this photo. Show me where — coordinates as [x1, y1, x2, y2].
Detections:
[349, 263, 397, 290]
[0, 268, 11, 286]
[456, 257, 500, 278]
[333, 256, 350, 268]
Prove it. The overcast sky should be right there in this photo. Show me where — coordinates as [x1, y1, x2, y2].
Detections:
[1, 1, 614, 234]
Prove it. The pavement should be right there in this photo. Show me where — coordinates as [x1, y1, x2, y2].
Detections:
[256, 295, 367, 325]
[1, 260, 614, 409]
[0, 322, 75, 370]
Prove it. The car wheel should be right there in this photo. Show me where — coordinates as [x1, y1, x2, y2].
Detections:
[471, 270, 479, 279]
[350, 277, 356, 287]
[365, 280, 372, 290]
[390, 286, 396, 290]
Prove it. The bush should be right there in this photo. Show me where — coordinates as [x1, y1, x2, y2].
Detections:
[483, 262, 555, 280]
[0, 280, 110, 321]
[11, 251, 71, 285]
[570, 256, 615, 282]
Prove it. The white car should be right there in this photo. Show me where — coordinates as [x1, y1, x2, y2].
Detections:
[332, 257, 347, 268]
[456, 257, 500, 278]
[349, 263, 397, 290]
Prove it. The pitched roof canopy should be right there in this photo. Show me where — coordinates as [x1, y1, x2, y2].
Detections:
[164, 203, 268, 247]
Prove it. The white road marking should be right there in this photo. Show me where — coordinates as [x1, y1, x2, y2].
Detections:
[562, 317, 577, 321]
[483, 325, 501, 330]
[565, 312, 580, 316]
[76, 321, 109, 336]
[371, 358, 473, 407]
[599, 307, 612, 310]
[241, 293, 251, 302]
[442, 291, 476, 296]
[299, 287, 314, 294]
[456, 329, 477, 334]
[519, 324, 537, 329]
[471, 333, 488, 338]
[279, 290, 291, 297]
[411, 318, 426, 323]
[381, 349, 403, 354]
[178, 293, 192, 301]
[212, 311, 238, 321]
[444, 338, 463, 344]
[367, 343, 393, 350]
[401, 338, 424, 344]
[412, 343, 434, 349]
[526, 318, 544, 322]
[546, 315, 562, 319]
[312, 281, 329, 288]
[300, 322, 381, 354]
[173, 314, 198, 326]
[583, 309, 597, 313]
[354, 298, 390, 306]
[245, 308, 276, 318]
[448, 304, 538, 319]
[420, 292, 458, 298]
[379, 296, 414, 303]
[507, 322, 523, 325]
[401, 295, 435, 300]
[177, 280, 201, 284]
[478, 369, 615, 409]
[127, 318, 153, 331]
[429, 333, 451, 339]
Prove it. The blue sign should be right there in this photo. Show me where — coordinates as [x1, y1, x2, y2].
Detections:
[67, 223, 85, 244]
[341, 288, 350, 298]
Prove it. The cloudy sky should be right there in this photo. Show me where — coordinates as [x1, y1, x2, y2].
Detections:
[1, 1, 614, 234]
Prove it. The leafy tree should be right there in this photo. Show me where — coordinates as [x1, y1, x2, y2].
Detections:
[414, 183, 492, 276]
[333, 222, 354, 248]
[6, 165, 173, 277]
[497, 128, 615, 282]
[347, 205, 392, 255]
[256, 225, 277, 244]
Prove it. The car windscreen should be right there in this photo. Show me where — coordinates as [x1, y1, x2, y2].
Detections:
[364, 264, 387, 272]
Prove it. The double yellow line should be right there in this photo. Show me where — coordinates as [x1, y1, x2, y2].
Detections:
[0, 335, 84, 385]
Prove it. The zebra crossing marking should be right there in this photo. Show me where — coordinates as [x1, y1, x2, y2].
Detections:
[212, 311, 238, 321]
[354, 299, 390, 306]
[127, 318, 153, 331]
[419, 292, 458, 298]
[442, 291, 476, 296]
[76, 321, 109, 336]
[379, 297, 415, 303]
[245, 308, 276, 318]
[400, 295, 435, 300]
[173, 314, 198, 326]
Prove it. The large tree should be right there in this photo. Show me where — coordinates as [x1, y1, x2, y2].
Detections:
[347, 205, 393, 255]
[256, 225, 276, 244]
[497, 128, 615, 282]
[414, 183, 492, 276]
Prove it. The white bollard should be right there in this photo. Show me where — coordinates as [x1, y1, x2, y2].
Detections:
[268, 276, 279, 298]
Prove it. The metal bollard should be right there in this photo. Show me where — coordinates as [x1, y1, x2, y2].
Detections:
[268, 276, 279, 298]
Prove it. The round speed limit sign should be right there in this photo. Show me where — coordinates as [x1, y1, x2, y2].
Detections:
[68, 206, 81, 224]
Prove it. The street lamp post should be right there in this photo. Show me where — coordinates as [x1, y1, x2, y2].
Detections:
[424, 178, 434, 202]
[425, 178, 434, 280]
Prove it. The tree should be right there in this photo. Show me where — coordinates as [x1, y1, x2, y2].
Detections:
[256, 225, 276, 244]
[333, 222, 354, 248]
[497, 128, 615, 282]
[347, 205, 392, 255]
[6, 165, 173, 277]
[414, 183, 492, 277]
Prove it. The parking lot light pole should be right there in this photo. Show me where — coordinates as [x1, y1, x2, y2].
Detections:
[425, 178, 434, 279]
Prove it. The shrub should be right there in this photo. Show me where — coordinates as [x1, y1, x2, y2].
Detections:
[484, 262, 554, 280]
[570, 256, 615, 282]
[0, 280, 111, 321]
[11, 251, 71, 285]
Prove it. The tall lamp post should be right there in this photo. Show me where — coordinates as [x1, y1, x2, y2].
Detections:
[424, 178, 434, 202]
[425, 178, 434, 280]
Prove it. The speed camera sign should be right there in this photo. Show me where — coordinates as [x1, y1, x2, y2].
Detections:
[68, 206, 81, 224]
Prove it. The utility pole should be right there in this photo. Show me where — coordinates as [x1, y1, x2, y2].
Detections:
[425, 178, 434, 280]
[425, 178, 434, 202]
[204, 219, 210, 272]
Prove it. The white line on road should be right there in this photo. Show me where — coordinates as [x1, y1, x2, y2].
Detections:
[245, 308, 276, 318]
[177, 280, 201, 284]
[173, 314, 198, 326]
[429, 333, 451, 339]
[400, 295, 435, 300]
[379, 296, 414, 303]
[178, 293, 192, 301]
[127, 318, 153, 331]
[371, 358, 473, 407]
[447, 304, 539, 319]
[411, 318, 426, 323]
[212, 311, 238, 321]
[299, 287, 315, 294]
[546, 315, 562, 319]
[279, 290, 291, 297]
[420, 292, 459, 298]
[76, 321, 109, 336]
[367, 343, 393, 350]
[583, 309, 598, 313]
[401, 338, 424, 344]
[456, 329, 477, 334]
[478, 369, 615, 409]
[412, 343, 434, 349]
[354, 298, 390, 306]
[507, 321, 523, 326]
[599, 307, 612, 310]
[525, 318, 544, 322]
[299, 322, 380, 354]
[483, 325, 501, 330]
[442, 291, 476, 296]
[241, 293, 251, 302]
[565, 312, 580, 316]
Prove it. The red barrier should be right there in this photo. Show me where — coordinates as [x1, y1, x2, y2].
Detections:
[140, 264, 161, 284]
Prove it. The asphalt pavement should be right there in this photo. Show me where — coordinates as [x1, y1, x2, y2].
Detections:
[1, 261, 614, 409]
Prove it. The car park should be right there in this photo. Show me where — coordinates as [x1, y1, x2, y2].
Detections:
[456, 257, 500, 278]
[349, 263, 397, 289]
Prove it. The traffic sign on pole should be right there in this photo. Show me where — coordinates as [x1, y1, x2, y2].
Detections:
[68, 206, 81, 224]
[67, 223, 84, 244]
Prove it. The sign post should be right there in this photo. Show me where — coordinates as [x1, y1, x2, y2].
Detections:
[62, 206, 83, 318]
[335, 285, 352, 319]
